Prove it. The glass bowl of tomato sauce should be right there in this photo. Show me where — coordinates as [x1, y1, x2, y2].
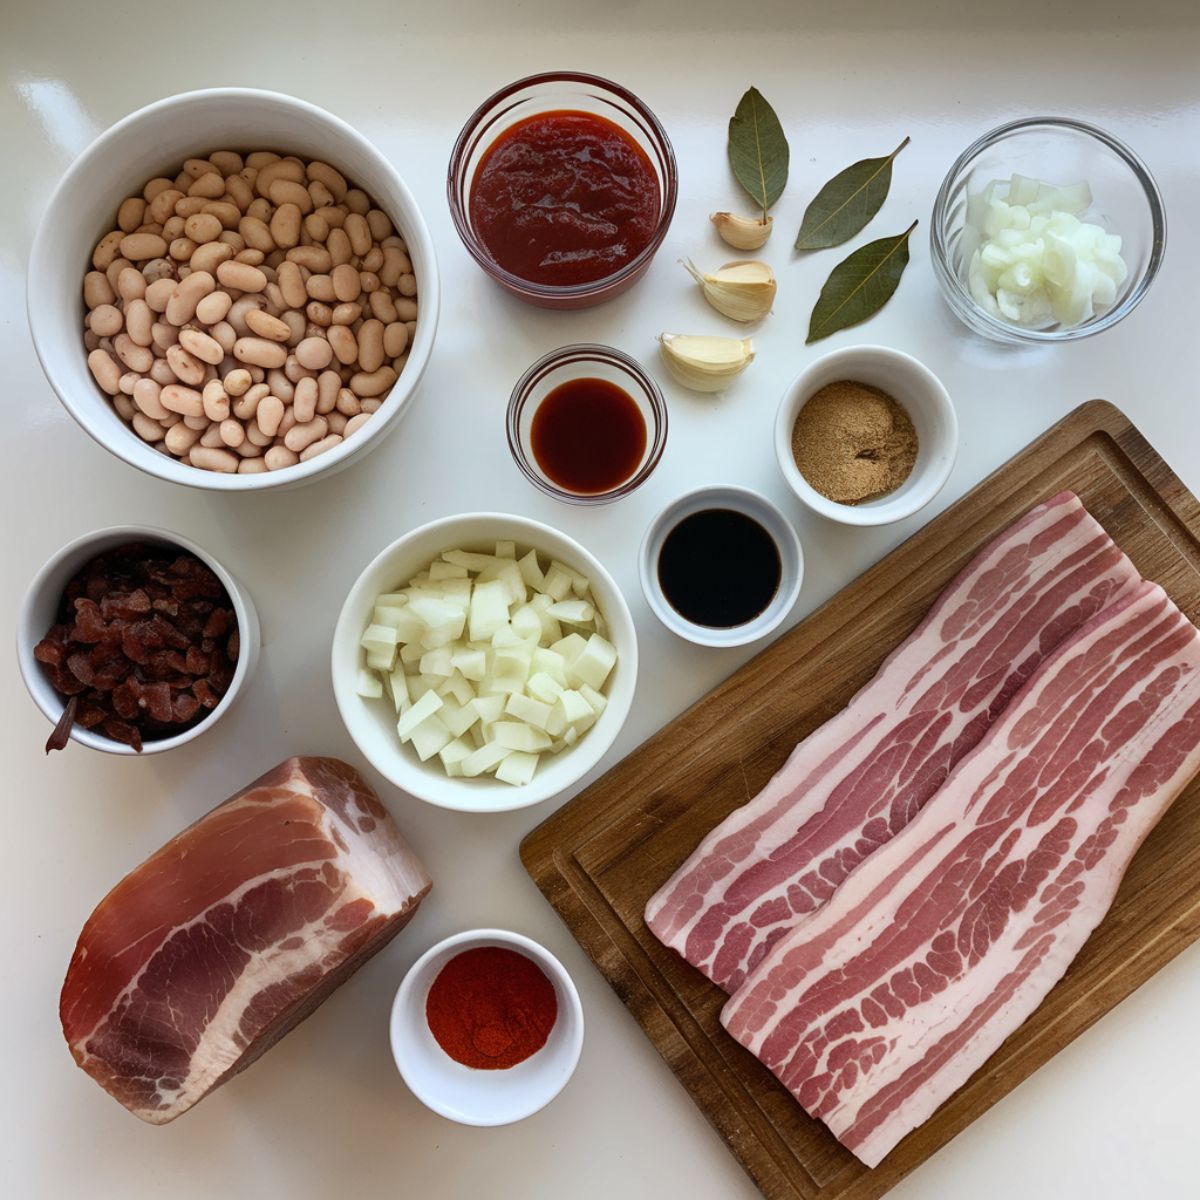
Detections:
[448, 72, 678, 309]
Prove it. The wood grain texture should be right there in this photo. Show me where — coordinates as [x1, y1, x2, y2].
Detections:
[520, 401, 1200, 1200]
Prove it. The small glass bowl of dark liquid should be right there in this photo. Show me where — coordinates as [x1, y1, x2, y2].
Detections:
[507, 344, 667, 504]
[639, 486, 804, 647]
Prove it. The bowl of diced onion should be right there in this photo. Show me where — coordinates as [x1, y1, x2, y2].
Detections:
[332, 513, 637, 812]
[930, 117, 1165, 342]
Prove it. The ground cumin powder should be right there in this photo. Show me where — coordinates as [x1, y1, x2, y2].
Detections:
[791, 380, 918, 504]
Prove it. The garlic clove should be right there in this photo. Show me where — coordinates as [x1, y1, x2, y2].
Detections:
[682, 258, 777, 323]
[658, 333, 755, 393]
[711, 211, 773, 250]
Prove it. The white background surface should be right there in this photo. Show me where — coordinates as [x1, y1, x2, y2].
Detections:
[4, 2, 1199, 1197]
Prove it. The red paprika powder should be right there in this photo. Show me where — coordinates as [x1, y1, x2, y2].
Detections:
[425, 946, 558, 1070]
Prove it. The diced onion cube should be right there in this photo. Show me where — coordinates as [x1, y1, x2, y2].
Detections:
[492, 626, 529, 649]
[527, 671, 564, 704]
[480, 559, 526, 606]
[492, 646, 532, 691]
[551, 633, 588, 663]
[532, 647, 568, 683]
[438, 580, 472, 607]
[445, 672, 476, 707]
[461, 741, 511, 777]
[387, 664, 410, 710]
[471, 694, 505, 724]
[570, 633, 617, 690]
[550, 560, 588, 594]
[496, 751, 539, 787]
[547, 599, 594, 625]
[469, 579, 510, 641]
[440, 737, 473, 768]
[543, 565, 573, 601]
[511, 604, 543, 642]
[517, 549, 545, 589]
[450, 647, 487, 681]
[579, 683, 608, 716]
[365, 647, 397, 672]
[440, 697, 480, 738]
[356, 669, 383, 699]
[554, 689, 593, 733]
[439, 738, 473, 774]
[361, 623, 398, 655]
[397, 689, 443, 740]
[492, 721, 552, 752]
[444, 548, 497, 573]
[419, 646, 453, 677]
[505, 692, 553, 730]
[389, 608, 430, 644]
[410, 714, 452, 761]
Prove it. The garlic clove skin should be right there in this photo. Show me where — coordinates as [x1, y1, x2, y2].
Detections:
[658, 333, 755, 393]
[711, 211, 773, 250]
[682, 258, 776, 323]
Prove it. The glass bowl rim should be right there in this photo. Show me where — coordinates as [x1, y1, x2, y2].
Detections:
[929, 115, 1167, 343]
[447, 70, 679, 301]
[506, 342, 668, 505]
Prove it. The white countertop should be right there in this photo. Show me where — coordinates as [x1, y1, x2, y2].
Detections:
[5, 2, 1199, 1197]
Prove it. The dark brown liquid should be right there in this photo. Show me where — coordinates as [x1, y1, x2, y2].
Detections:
[658, 508, 782, 628]
[530, 377, 647, 495]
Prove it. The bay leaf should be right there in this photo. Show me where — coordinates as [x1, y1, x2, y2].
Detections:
[795, 137, 910, 251]
[806, 221, 917, 344]
[728, 87, 789, 213]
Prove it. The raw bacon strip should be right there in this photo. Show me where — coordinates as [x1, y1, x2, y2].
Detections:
[646, 492, 1140, 991]
[721, 582, 1200, 1167]
[60, 756, 432, 1124]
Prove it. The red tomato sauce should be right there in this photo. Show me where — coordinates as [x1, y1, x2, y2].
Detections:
[469, 110, 660, 287]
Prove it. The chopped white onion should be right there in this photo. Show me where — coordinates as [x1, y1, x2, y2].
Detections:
[358, 544, 618, 786]
[964, 174, 1128, 330]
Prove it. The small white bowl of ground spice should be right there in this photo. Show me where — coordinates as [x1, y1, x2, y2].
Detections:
[775, 345, 957, 527]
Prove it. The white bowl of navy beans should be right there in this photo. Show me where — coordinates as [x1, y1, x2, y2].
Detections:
[26, 87, 439, 491]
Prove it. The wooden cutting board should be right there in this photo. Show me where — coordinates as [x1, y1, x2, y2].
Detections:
[520, 401, 1200, 1200]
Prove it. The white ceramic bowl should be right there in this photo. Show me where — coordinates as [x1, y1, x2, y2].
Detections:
[332, 513, 637, 812]
[390, 928, 584, 1126]
[27, 87, 439, 491]
[639, 485, 803, 648]
[16, 525, 260, 755]
[775, 346, 957, 526]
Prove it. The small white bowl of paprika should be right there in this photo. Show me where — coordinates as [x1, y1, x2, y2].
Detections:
[390, 928, 584, 1126]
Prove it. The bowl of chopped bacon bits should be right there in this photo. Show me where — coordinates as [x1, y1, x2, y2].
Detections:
[17, 526, 259, 755]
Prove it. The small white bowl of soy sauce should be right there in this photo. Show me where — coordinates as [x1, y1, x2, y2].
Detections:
[639, 486, 803, 648]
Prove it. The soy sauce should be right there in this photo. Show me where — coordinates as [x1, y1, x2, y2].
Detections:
[531, 377, 647, 495]
[658, 509, 782, 628]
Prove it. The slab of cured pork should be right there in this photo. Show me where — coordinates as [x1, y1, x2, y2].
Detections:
[60, 756, 432, 1123]
[646, 492, 1141, 991]
[721, 581, 1200, 1167]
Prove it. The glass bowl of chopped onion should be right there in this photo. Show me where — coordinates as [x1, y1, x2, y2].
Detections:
[931, 117, 1165, 342]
